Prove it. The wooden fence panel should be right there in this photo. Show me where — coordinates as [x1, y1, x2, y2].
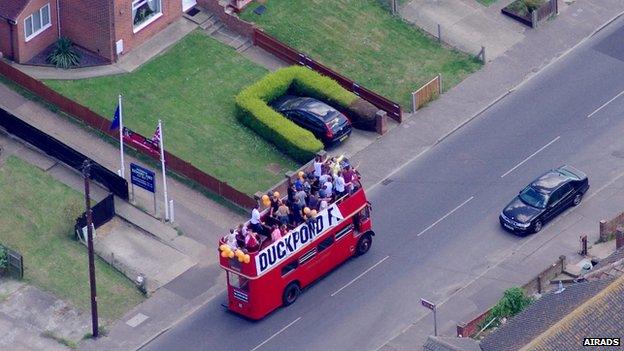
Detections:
[412, 75, 441, 111]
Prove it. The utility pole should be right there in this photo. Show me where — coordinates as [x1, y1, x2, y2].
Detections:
[82, 160, 99, 338]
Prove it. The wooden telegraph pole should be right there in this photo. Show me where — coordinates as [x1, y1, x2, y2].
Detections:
[82, 160, 99, 337]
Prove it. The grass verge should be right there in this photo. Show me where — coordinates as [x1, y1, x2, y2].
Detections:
[44, 30, 300, 194]
[241, 0, 481, 108]
[0, 156, 144, 321]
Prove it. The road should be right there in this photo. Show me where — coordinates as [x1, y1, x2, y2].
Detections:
[143, 17, 624, 351]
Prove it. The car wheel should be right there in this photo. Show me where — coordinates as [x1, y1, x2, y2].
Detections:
[356, 232, 373, 256]
[573, 194, 583, 206]
[533, 220, 543, 233]
[282, 282, 300, 306]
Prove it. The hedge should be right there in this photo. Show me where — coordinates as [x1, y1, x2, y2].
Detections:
[235, 66, 361, 162]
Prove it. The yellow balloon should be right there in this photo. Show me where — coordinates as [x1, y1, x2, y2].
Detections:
[235, 249, 244, 258]
[262, 194, 269, 201]
[303, 207, 310, 214]
[238, 255, 245, 263]
[219, 244, 228, 251]
[228, 251, 235, 258]
[221, 250, 228, 258]
[244, 255, 250, 264]
[263, 199, 271, 207]
[310, 209, 317, 217]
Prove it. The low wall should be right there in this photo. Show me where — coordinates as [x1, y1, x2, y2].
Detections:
[457, 255, 566, 338]
[197, 0, 255, 37]
[599, 212, 624, 241]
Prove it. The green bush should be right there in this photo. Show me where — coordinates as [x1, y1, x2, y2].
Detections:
[0, 246, 6, 270]
[507, 0, 545, 16]
[490, 287, 533, 320]
[236, 66, 365, 162]
[47, 37, 80, 69]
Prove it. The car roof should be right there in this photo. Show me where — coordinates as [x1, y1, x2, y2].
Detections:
[530, 170, 570, 194]
[272, 96, 340, 121]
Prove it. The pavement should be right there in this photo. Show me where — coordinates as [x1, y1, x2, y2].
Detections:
[0, 279, 89, 350]
[400, 0, 526, 60]
[0, 0, 623, 350]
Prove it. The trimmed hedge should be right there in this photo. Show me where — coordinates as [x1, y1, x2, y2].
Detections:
[236, 66, 361, 162]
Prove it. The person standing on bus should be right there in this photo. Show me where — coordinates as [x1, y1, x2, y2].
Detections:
[276, 200, 290, 225]
[334, 170, 346, 198]
[250, 203, 266, 238]
[270, 224, 282, 242]
[308, 190, 320, 210]
[313, 155, 324, 179]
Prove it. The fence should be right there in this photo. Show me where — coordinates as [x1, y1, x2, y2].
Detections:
[74, 193, 115, 240]
[0, 106, 129, 199]
[456, 255, 567, 338]
[0, 244, 23, 280]
[412, 75, 441, 112]
[599, 211, 624, 242]
[0, 60, 256, 209]
[253, 29, 403, 122]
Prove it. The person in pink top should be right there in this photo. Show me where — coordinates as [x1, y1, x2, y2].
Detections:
[244, 229, 260, 252]
[271, 224, 282, 242]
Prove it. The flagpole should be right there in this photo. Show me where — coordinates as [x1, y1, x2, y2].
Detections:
[118, 94, 125, 179]
[158, 119, 169, 221]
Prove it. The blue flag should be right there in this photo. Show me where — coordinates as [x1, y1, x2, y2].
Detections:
[110, 105, 120, 131]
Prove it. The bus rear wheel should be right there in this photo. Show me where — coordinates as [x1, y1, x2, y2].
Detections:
[356, 232, 373, 256]
[282, 282, 301, 306]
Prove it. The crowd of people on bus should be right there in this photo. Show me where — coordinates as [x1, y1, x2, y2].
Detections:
[222, 155, 361, 254]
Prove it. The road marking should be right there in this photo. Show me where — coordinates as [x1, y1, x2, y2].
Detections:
[587, 89, 624, 118]
[416, 196, 474, 237]
[500, 136, 560, 178]
[126, 313, 149, 328]
[331, 255, 390, 297]
[250, 317, 302, 351]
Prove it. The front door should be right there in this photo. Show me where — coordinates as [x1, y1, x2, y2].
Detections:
[182, 0, 197, 12]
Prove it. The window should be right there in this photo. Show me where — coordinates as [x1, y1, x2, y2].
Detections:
[317, 236, 334, 253]
[227, 272, 249, 292]
[133, 0, 162, 32]
[24, 4, 51, 41]
[281, 260, 298, 276]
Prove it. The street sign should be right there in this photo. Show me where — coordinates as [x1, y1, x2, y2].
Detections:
[130, 163, 155, 193]
[420, 298, 435, 310]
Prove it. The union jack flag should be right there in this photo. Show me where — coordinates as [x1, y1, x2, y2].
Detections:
[151, 123, 161, 145]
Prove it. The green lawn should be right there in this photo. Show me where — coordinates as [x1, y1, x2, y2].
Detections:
[241, 0, 482, 108]
[476, 0, 498, 6]
[0, 156, 144, 321]
[45, 31, 300, 195]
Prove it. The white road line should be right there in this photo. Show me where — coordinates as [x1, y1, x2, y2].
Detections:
[500, 136, 560, 178]
[250, 317, 302, 351]
[331, 255, 390, 297]
[587, 89, 624, 118]
[416, 196, 474, 237]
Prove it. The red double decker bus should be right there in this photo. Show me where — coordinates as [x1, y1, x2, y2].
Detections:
[218, 182, 374, 320]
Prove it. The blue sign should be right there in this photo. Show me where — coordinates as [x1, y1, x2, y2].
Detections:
[130, 163, 155, 193]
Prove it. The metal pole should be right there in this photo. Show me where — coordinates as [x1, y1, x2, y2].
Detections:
[437, 24, 441, 43]
[412, 91, 418, 112]
[433, 305, 438, 336]
[158, 120, 169, 221]
[118, 95, 125, 179]
[153, 191, 157, 216]
[82, 160, 99, 338]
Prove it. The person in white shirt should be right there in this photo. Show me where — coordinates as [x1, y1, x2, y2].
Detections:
[313, 155, 324, 178]
[249, 203, 266, 238]
[224, 229, 238, 250]
[334, 171, 346, 198]
[323, 179, 333, 197]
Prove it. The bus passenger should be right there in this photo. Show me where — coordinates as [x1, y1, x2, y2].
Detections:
[319, 199, 328, 211]
[224, 228, 238, 250]
[280, 224, 288, 237]
[334, 170, 346, 198]
[269, 191, 280, 217]
[235, 224, 246, 248]
[313, 155, 324, 179]
[308, 190, 320, 210]
[276, 200, 290, 225]
[250, 203, 266, 237]
[270, 224, 282, 242]
[244, 229, 260, 253]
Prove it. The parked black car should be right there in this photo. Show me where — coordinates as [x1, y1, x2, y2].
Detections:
[500, 165, 589, 235]
[271, 95, 352, 146]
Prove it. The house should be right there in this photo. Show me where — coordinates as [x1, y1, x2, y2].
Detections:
[424, 245, 624, 351]
[0, 0, 201, 64]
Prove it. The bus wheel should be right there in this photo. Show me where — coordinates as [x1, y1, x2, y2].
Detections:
[356, 232, 373, 256]
[283, 282, 300, 306]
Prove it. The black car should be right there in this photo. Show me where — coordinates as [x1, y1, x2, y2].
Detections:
[271, 95, 352, 145]
[500, 165, 589, 235]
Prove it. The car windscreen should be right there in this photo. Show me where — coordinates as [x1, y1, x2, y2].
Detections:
[519, 186, 548, 209]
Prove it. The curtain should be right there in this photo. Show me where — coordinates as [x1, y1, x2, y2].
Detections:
[147, 0, 159, 12]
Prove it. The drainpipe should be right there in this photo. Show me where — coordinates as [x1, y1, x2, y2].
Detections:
[56, 0, 61, 37]
[8, 19, 16, 61]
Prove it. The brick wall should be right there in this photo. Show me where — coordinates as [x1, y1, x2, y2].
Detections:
[113, 0, 182, 59]
[0, 21, 13, 60]
[59, 0, 115, 62]
[196, 0, 255, 37]
[599, 212, 624, 241]
[14, 0, 60, 63]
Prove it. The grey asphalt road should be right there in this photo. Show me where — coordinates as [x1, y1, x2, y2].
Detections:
[142, 18, 624, 351]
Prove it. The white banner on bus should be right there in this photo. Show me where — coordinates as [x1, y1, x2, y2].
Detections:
[255, 203, 344, 274]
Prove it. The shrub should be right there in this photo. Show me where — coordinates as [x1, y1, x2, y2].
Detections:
[236, 66, 377, 161]
[0, 246, 6, 271]
[47, 37, 81, 69]
[490, 287, 533, 320]
[507, 0, 545, 16]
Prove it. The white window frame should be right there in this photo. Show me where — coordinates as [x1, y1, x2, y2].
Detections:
[132, 0, 163, 33]
[24, 3, 51, 42]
